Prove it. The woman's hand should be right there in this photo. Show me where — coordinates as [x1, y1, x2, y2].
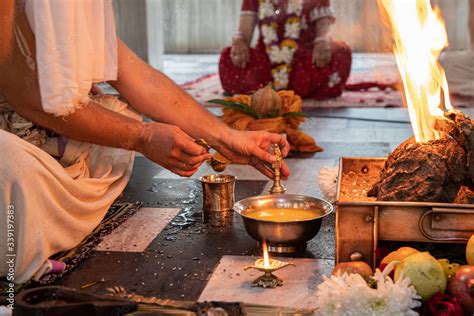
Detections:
[216, 129, 291, 180]
[312, 38, 332, 68]
[137, 122, 212, 177]
[231, 36, 250, 68]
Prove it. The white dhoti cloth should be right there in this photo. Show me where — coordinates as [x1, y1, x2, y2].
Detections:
[0, 95, 137, 284]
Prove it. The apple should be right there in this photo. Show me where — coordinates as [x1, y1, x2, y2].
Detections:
[447, 265, 474, 315]
[332, 261, 373, 280]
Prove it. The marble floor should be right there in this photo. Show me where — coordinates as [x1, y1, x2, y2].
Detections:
[57, 54, 474, 301]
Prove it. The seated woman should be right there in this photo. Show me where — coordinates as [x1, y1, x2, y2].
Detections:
[219, 0, 352, 99]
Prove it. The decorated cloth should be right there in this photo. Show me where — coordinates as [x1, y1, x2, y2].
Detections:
[219, 0, 352, 99]
[221, 90, 323, 152]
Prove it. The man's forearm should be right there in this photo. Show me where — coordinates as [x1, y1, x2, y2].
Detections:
[110, 40, 233, 148]
[9, 96, 144, 152]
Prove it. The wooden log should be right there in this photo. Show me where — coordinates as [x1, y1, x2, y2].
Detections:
[368, 137, 467, 202]
[435, 109, 474, 182]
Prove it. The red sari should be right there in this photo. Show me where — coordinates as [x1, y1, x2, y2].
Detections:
[219, 0, 352, 99]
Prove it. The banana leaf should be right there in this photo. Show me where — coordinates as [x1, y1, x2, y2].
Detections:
[207, 99, 259, 119]
[283, 112, 306, 118]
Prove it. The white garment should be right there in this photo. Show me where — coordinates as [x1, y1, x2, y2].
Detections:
[0, 95, 137, 284]
[23, 0, 118, 116]
[440, 51, 474, 97]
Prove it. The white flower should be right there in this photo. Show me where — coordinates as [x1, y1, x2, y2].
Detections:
[268, 45, 296, 65]
[284, 21, 301, 39]
[259, 1, 275, 20]
[287, 0, 303, 16]
[328, 72, 341, 88]
[280, 46, 296, 64]
[315, 265, 421, 316]
[261, 24, 278, 45]
[267, 45, 284, 64]
[273, 67, 290, 89]
[318, 165, 339, 202]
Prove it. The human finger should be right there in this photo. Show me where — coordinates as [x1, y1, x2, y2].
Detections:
[178, 136, 208, 156]
[280, 160, 290, 180]
[172, 159, 204, 172]
[170, 165, 199, 178]
[178, 152, 212, 166]
[252, 162, 275, 179]
[265, 133, 290, 157]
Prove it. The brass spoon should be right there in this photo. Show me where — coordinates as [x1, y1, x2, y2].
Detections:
[195, 139, 227, 172]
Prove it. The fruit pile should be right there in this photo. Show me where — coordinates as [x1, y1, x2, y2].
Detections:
[332, 235, 474, 315]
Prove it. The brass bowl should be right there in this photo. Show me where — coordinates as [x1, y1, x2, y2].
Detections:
[234, 194, 334, 253]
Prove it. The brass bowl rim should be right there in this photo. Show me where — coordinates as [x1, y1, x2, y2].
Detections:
[199, 174, 237, 184]
[234, 194, 334, 223]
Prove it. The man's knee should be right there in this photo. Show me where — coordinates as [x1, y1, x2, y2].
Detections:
[0, 131, 37, 182]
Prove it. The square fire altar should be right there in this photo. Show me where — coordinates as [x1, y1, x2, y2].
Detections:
[335, 157, 474, 268]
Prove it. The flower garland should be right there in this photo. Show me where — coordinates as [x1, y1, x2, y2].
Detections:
[258, 0, 304, 90]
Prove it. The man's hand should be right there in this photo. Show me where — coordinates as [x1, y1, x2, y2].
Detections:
[312, 38, 332, 68]
[231, 37, 250, 68]
[216, 130, 291, 180]
[138, 122, 212, 177]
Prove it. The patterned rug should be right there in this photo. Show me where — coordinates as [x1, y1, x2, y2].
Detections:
[0, 202, 143, 294]
[182, 54, 474, 109]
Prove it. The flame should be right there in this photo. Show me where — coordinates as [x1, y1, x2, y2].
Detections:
[379, 0, 453, 143]
[262, 240, 270, 269]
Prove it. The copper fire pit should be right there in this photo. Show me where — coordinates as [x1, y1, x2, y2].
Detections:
[336, 157, 474, 268]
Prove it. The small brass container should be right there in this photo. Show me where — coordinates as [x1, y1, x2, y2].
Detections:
[200, 174, 236, 227]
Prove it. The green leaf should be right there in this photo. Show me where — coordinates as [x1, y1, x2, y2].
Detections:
[283, 111, 306, 118]
[264, 110, 281, 118]
[207, 99, 259, 118]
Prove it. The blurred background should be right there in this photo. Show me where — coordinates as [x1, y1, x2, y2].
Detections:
[112, 0, 472, 82]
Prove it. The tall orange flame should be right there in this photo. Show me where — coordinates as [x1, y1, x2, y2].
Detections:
[379, 0, 453, 143]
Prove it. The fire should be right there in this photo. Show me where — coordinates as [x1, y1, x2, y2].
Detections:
[262, 240, 270, 269]
[379, 0, 453, 143]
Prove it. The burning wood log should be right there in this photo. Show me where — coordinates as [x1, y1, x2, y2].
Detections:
[435, 109, 474, 183]
[368, 110, 473, 203]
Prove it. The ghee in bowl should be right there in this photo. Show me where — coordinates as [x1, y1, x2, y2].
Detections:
[242, 207, 325, 222]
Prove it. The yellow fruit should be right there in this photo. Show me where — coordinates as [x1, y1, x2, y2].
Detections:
[467, 235, 474, 265]
[395, 252, 447, 301]
[381, 247, 419, 265]
[438, 258, 461, 279]
[332, 261, 373, 280]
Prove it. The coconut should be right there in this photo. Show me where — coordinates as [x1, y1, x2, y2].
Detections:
[251, 85, 282, 118]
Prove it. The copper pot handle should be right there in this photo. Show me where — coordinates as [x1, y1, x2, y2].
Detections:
[418, 208, 474, 242]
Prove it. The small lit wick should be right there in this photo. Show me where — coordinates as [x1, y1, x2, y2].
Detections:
[262, 240, 270, 269]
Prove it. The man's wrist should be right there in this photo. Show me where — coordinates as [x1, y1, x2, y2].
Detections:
[207, 126, 235, 152]
[135, 122, 150, 154]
